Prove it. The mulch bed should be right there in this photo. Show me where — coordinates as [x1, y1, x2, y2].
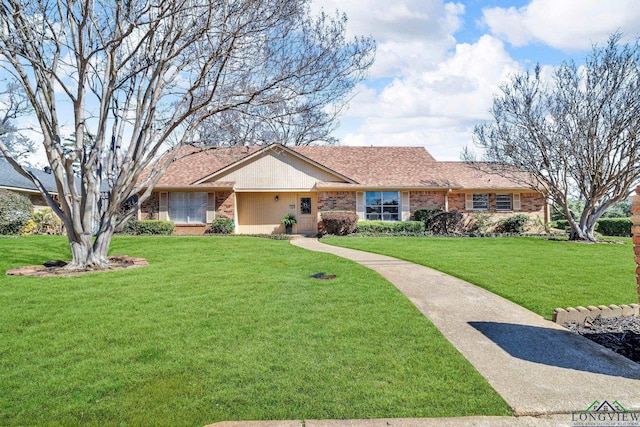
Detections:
[564, 316, 640, 364]
[5, 255, 148, 277]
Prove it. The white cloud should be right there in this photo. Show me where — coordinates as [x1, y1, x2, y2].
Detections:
[482, 0, 640, 50]
[311, 0, 465, 77]
[337, 34, 521, 160]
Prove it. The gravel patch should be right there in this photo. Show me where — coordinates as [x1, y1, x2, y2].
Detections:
[564, 315, 640, 364]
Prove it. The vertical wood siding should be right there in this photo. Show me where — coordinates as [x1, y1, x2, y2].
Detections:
[236, 192, 296, 234]
[208, 151, 342, 190]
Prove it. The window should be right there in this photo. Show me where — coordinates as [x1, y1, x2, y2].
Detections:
[168, 192, 207, 224]
[300, 197, 311, 215]
[496, 194, 512, 211]
[472, 194, 488, 210]
[365, 191, 399, 221]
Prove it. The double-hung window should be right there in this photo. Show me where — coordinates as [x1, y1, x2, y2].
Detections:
[168, 192, 207, 224]
[472, 193, 489, 210]
[495, 194, 512, 211]
[365, 191, 399, 221]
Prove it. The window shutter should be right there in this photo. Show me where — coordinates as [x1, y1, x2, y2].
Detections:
[465, 193, 473, 211]
[159, 192, 168, 221]
[401, 192, 410, 221]
[356, 192, 364, 220]
[513, 193, 521, 211]
[206, 193, 216, 223]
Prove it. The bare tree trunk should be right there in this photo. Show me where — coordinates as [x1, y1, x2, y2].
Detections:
[567, 214, 598, 242]
[67, 232, 107, 270]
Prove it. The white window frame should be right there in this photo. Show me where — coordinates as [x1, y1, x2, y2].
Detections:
[168, 192, 207, 224]
[472, 193, 488, 210]
[365, 191, 400, 221]
[495, 194, 513, 211]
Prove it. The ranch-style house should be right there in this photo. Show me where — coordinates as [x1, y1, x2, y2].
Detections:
[138, 144, 548, 235]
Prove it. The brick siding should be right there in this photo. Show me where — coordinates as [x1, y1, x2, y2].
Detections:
[448, 192, 546, 217]
[317, 191, 356, 212]
[215, 191, 235, 219]
[140, 191, 236, 232]
[409, 191, 446, 218]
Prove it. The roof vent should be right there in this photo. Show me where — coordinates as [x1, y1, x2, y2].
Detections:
[43, 166, 52, 174]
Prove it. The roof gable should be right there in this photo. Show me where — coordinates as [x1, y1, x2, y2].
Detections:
[152, 144, 533, 191]
[155, 145, 262, 187]
[197, 144, 354, 190]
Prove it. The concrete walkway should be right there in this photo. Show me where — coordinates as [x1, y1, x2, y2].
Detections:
[208, 237, 640, 427]
[290, 238, 640, 415]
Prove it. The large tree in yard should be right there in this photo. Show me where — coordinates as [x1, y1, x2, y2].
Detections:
[0, 0, 375, 268]
[0, 82, 35, 161]
[465, 34, 640, 241]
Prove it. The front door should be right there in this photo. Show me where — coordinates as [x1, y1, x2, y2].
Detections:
[296, 193, 316, 235]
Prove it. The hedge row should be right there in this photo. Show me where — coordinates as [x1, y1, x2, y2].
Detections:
[596, 218, 632, 236]
[120, 219, 175, 235]
[356, 220, 425, 235]
[552, 218, 632, 236]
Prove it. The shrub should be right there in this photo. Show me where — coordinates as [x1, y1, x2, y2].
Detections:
[207, 217, 234, 234]
[118, 217, 139, 234]
[554, 219, 570, 230]
[320, 211, 358, 236]
[31, 208, 63, 235]
[414, 208, 464, 234]
[121, 219, 174, 235]
[429, 210, 464, 234]
[20, 220, 36, 236]
[596, 218, 632, 237]
[494, 214, 530, 234]
[356, 220, 425, 235]
[469, 212, 494, 233]
[413, 208, 443, 229]
[0, 189, 33, 235]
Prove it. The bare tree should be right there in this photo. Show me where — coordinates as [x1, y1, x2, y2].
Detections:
[0, 0, 375, 269]
[192, 96, 341, 146]
[0, 81, 35, 162]
[190, 9, 369, 147]
[464, 34, 640, 241]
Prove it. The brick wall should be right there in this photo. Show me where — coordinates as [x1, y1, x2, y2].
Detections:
[174, 225, 208, 235]
[140, 191, 236, 230]
[410, 191, 446, 217]
[215, 191, 235, 218]
[633, 185, 640, 303]
[448, 192, 546, 217]
[317, 191, 356, 212]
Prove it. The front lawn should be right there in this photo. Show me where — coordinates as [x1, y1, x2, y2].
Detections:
[323, 236, 638, 318]
[0, 236, 510, 426]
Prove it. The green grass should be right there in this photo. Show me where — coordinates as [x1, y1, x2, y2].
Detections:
[323, 236, 638, 318]
[0, 236, 510, 426]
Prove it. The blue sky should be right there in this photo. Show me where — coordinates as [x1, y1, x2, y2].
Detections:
[311, 0, 640, 160]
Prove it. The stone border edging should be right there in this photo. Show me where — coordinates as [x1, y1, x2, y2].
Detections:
[5, 255, 148, 277]
[552, 303, 640, 324]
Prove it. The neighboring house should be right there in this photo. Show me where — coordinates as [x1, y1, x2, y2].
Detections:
[139, 144, 549, 235]
[0, 158, 58, 210]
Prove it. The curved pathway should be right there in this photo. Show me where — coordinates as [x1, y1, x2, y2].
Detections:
[289, 237, 640, 417]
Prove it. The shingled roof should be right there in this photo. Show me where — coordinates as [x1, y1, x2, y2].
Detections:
[153, 144, 532, 190]
[0, 158, 59, 194]
[155, 145, 261, 187]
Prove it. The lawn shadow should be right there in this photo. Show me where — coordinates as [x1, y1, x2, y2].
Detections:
[469, 321, 640, 379]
